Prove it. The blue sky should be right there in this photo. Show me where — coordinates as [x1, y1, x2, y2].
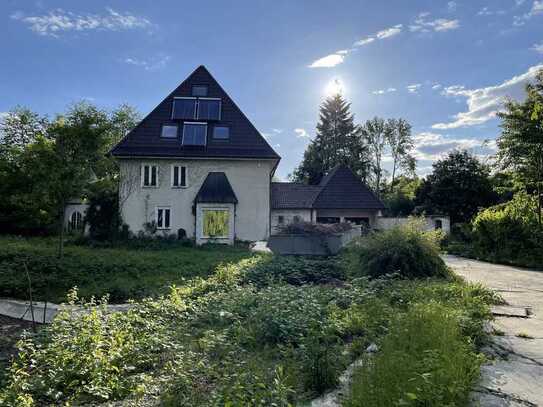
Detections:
[1, 0, 542, 180]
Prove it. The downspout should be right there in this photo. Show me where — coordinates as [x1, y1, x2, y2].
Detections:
[268, 159, 280, 239]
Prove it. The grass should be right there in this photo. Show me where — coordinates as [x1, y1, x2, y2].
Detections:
[0, 235, 257, 303]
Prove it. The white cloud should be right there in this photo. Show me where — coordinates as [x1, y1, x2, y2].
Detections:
[272, 128, 283, 134]
[353, 24, 402, 46]
[532, 42, 543, 53]
[11, 8, 151, 37]
[447, 1, 457, 12]
[432, 64, 543, 129]
[294, 128, 310, 138]
[372, 87, 397, 95]
[432, 84, 442, 90]
[410, 13, 460, 32]
[514, 0, 543, 25]
[124, 55, 170, 71]
[407, 83, 422, 93]
[308, 53, 345, 68]
[413, 132, 496, 161]
[477, 7, 506, 16]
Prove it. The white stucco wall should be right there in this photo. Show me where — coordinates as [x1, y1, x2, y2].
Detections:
[375, 216, 451, 233]
[118, 158, 276, 241]
[315, 209, 381, 228]
[270, 209, 313, 235]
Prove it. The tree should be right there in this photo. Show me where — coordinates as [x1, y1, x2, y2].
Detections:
[382, 176, 421, 216]
[415, 150, 496, 223]
[291, 94, 370, 184]
[0, 107, 49, 149]
[361, 117, 389, 196]
[496, 69, 543, 225]
[386, 118, 415, 188]
[48, 103, 112, 257]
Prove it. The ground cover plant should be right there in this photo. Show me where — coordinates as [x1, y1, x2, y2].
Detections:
[0, 235, 255, 303]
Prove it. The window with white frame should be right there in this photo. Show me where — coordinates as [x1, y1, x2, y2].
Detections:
[171, 165, 187, 188]
[156, 207, 171, 229]
[142, 164, 158, 187]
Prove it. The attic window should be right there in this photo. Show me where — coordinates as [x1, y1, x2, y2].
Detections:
[172, 98, 197, 120]
[212, 126, 230, 140]
[192, 85, 208, 97]
[183, 122, 207, 146]
[161, 124, 178, 138]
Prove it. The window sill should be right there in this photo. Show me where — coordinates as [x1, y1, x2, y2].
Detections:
[171, 185, 188, 189]
[141, 185, 159, 189]
[157, 228, 171, 230]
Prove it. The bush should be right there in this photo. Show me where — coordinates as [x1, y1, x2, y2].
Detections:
[275, 221, 352, 235]
[345, 219, 450, 279]
[471, 192, 543, 267]
[345, 303, 484, 407]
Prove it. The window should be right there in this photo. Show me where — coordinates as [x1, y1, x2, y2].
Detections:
[182, 123, 207, 146]
[171, 165, 187, 187]
[435, 219, 443, 230]
[197, 99, 221, 120]
[192, 85, 208, 97]
[203, 209, 229, 238]
[317, 217, 340, 224]
[161, 124, 178, 138]
[142, 164, 158, 187]
[213, 126, 230, 140]
[69, 211, 83, 231]
[277, 216, 284, 224]
[156, 207, 171, 229]
[293, 215, 302, 223]
[172, 98, 197, 120]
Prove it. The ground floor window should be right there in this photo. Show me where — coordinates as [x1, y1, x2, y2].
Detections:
[435, 219, 443, 230]
[344, 217, 370, 227]
[156, 207, 171, 229]
[317, 217, 340, 224]
[203, 209, 229, 238]
[69, 211, 83, 231]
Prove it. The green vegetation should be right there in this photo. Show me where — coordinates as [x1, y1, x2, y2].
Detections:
[0, 236, 255, 303]
[0, 230, 498, 407]
[344, 219, 450, 279]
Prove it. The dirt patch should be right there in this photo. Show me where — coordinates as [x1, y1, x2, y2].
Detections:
[0, 315, 38, 386]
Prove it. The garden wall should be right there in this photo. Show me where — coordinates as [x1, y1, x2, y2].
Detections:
[375, 216, 450, 233]
[268, 226, 361, 255]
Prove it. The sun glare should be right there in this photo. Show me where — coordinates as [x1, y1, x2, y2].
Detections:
[325, 78, 345, 97]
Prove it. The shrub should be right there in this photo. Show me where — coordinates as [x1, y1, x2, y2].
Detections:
[472, 191, 543, 267]
[345, 303, 484, 407]
[275, 221, 352, 235]
[345, 219, 450, 279]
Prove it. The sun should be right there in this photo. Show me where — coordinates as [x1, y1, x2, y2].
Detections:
[325, 78, 345, 97]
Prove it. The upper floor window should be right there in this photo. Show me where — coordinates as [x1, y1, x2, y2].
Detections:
[161, 124, 178, 139]
[172, 98, 197, 120]
[182, 123, 207, 146]
[171, 97, 221, 121]
[142, 164, 158, 187]
[212, 126, 230, 140]
[192, 85, 208, 97]
[171, 165, 187, 187]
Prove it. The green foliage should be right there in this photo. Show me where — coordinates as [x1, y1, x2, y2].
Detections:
[345, 303, 484, 407]
[291, 94, 370, 184]
[382, 176, 421, 216]
[415, 150, 496, 223]
[0, 236, 255, 303]
[85, 180, 123, 241]
[345, 219, 450, 279]
[471, 191, 543, 267]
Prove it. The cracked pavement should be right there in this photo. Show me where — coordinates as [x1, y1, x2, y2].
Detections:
[444, 255, 543, 407]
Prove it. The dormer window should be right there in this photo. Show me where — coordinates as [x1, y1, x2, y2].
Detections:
[192, 85, 208, 97]
[182, 122, 207, 146]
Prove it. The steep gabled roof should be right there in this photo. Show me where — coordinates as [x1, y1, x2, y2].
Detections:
[313, 166, 385, 209]
[271, 183, 322, 209]
[111, 65, 279, 160]
[195, 172, 238, 204]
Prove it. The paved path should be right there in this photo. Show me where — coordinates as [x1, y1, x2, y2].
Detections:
[444, 255, 543, 407]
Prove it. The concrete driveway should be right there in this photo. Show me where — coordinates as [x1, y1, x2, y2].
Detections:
[444, 255, 543, 407]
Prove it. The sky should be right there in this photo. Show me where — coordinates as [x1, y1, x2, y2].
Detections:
[1, 0, 542, 180]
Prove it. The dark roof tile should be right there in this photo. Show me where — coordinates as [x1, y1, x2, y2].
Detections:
[195, 172, 238, 204]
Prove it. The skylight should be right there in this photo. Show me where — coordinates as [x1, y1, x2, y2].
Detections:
[172, 98, 197, 120]
[182, 122, 207, 146]
[197, 99, 221, 120]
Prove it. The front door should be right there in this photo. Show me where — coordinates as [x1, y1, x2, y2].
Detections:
[196, 203, 235, 245]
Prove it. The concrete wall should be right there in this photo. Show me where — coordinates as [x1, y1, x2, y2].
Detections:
[270, 209, 313, 235]
[118, 158, 276, 241]
[375, 216, 451, 233]
[316, 209, 381, 228]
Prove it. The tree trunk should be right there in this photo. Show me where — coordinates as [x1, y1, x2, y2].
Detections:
[58, 200, 65, 259]
[391, 158, 397, 192]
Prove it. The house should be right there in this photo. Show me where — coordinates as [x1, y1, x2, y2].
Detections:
[111, 65, 280, 244]
[270, 166, 385, 234]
